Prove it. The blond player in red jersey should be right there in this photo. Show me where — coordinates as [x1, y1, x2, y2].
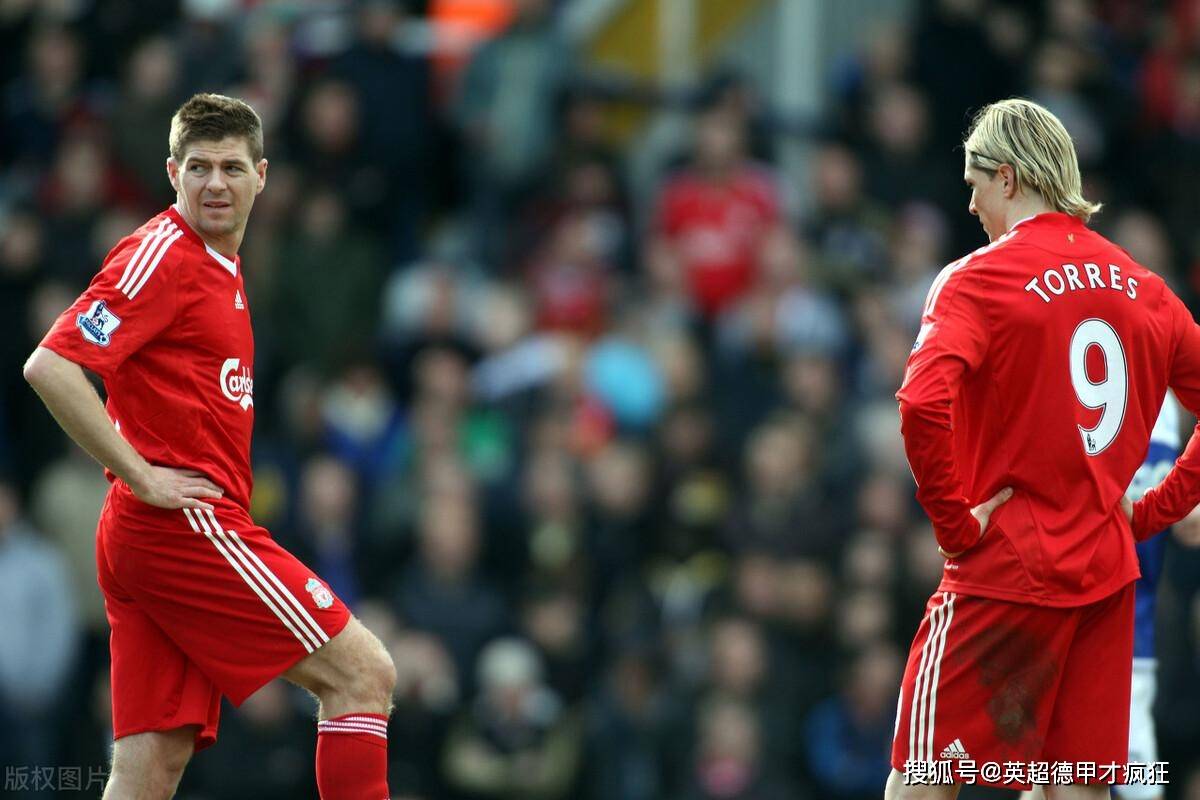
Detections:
[24, 95, 394, 800]
[886, 98, 1200, 799]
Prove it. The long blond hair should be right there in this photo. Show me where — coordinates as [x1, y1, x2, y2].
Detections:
[963, 98, 1101, 222]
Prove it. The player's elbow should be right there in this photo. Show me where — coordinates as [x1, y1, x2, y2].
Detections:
[897, 394, 933, 425]
[23, 348, 50, 388]
[897, 390, 950, 427]
[23, 347, 68, 392]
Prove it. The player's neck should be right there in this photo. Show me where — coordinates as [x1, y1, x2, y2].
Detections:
[173, 203, 243, 260]
[1003, 196, 1054, 234]
[200, 231, 243, 262]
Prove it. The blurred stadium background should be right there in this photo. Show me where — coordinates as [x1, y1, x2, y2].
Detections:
[2, 0, 1200, 798]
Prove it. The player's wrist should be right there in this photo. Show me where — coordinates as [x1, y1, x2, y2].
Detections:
[119, 458, 155, 496]
[936, 522, 979, 559]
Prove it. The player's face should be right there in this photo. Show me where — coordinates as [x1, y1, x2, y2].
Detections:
[964, 160, 1005, 242]
[168, 137, 267, 242]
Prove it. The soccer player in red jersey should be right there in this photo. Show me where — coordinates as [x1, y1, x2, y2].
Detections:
[23, 95, 394, 800]
[887, 98, 1200, 799]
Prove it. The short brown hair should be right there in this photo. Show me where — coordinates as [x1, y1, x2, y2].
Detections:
[168, 93, 264, 163]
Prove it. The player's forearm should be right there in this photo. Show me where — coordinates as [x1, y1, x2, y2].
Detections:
[1133, 419, 1200, 539]
[23, 347, 152, 490]
[899, 398, 979, 553]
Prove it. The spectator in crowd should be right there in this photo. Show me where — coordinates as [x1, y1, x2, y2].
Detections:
[392, 488, 510, 692]
[680, 695, 797, 800]
[802, 142, 890, 292]
[30, 438, 111, 636]
[803, 642, 902, 800]
[2, 25, 94, 171]
[331, 0, 434, 260]
[585, 647, 674, 800]
[182, 682, 316, 800]
[111, 37, 182, 209]
[0, 480, 78, 792]
[268, 188, 384, 375]
[455, 0, 572, 263]
[443, 637, 583, 799]
[283, 454, 363, 607]
[650, 105, 782, 320]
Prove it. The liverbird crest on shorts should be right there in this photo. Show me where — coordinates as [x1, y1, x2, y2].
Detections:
[305, 577, 334, 609]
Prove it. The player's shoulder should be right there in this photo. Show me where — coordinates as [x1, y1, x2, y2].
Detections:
[960, 223, 1041, 272]
[922, 235, 1015, 308]
[102, 209, 198, 299]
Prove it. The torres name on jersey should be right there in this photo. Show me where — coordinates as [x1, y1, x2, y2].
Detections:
[1024, 261, 1139, 304]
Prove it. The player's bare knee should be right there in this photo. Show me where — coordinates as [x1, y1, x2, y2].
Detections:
[348, 632, 395, 709]
[304, 622, 394, 710]
[109, 729, 194, 798]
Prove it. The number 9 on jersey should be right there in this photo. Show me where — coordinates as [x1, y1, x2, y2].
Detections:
[1069, 318, 1127, 456]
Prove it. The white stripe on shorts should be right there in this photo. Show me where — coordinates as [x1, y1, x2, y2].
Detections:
[183, 508, 322, 652]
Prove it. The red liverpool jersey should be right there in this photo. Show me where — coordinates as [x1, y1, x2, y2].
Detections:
[41, 206, 256, 510]
[897, 211, 1200, 606]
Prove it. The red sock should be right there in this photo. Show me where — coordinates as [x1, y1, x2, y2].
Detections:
[315, 713, 390, 800]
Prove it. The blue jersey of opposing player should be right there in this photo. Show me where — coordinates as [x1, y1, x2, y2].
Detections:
[1125, 394, 1180, 659]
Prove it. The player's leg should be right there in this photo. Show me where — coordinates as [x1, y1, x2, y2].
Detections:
[1041, 584, 1135, 800]
[883, 768, 961, 799]
[105, 501, 388, 800]
[96, 507, 221, 798]
[283, 617, 396, 800]
[102, 728, 197, 800]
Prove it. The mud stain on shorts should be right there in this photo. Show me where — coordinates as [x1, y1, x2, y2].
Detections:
[948, 621, 1058, 748]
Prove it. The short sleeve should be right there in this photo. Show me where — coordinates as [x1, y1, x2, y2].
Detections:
[39, 219, 184, 380]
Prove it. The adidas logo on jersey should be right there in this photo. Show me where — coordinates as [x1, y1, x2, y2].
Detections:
[234, 290, 244, 310]
[940, 739, 969, 759]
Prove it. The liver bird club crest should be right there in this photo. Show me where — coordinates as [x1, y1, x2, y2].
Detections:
[305, 578, 334, 609]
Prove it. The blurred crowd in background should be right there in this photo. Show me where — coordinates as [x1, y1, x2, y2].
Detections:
[3, 0, 1200, 798]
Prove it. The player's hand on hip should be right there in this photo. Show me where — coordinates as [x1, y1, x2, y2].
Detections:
[130, 466, 223, 511]
[940, 486, 1014, 559]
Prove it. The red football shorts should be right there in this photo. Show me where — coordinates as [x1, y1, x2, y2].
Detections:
[892, 585, 1134, 790]
[96, 482, 351, 750]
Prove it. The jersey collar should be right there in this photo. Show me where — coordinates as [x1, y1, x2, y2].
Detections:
[1009, 211, 1085, 234]
[204, 243, 238, 277]
[166, 205, 239, 278]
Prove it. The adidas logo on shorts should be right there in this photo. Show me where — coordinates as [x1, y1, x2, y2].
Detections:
[940, 738, 969, 759]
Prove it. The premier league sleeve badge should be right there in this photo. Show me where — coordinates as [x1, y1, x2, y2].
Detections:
[77, 300, 122, 347]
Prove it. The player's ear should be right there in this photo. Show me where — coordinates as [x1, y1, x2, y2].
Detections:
[166, 157, 180, 193]
[997, 164, 1017, 199]
[255, 159, 268, 194]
